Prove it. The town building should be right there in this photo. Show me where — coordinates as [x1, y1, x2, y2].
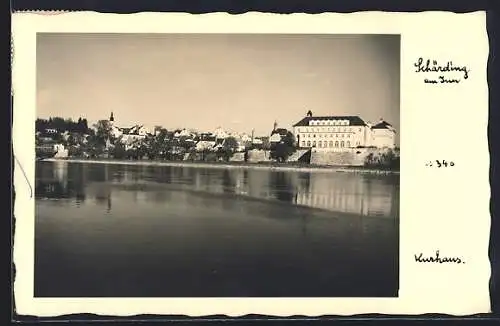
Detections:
[368, 120, 397, 148]
[195, 140, 217, 152]
[213, 127, 227, 140]
[269, 121, 291, 144]
[174, 128, 192, 138]
[108, 112, 123, 139]
[240, 133, 252, 143]
[106, 112, 152, 143]
[292, 110, 396, 150]
[120, 125, 149, 143]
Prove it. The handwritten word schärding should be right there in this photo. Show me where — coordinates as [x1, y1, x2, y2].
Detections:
[414, 57, 470, 84]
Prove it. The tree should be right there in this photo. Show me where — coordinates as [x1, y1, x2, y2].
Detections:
[261, 137, 271, 150]
[178, 136, 195, 152]
[223, 137, 238, 151]
[85, 121, 111, 157]
[220, 136, 238, 161]
[282, 131, 296, 148]
[85, 134, 102, 157]
[35, 118, 48, 133]
[381, 149, 399, 170]
[270, 131, 296, 163]
[66, 134, 76, 146]
[153, 125, 166, 137]
[363, 150, 399, 170]
[87, 143, 104, 158]
[94, 120, 114, 146]
[156, 128, 168, 142]
[145, 133, 169, 160]
[111, 142, 127, 159]
[364, 153, 376, 167]
[136, 145, 148, 159]
[51, 117, 65, 131]
[77, 118, 89, 133]
[68, 145, 83, 157]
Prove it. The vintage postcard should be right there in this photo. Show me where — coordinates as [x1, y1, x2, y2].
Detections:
[12, 11, 490, 317]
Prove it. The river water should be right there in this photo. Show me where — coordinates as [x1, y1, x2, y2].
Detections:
[35, 160, 399, 297]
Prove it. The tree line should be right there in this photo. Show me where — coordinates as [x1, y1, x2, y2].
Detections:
[364, 149, 400, 170]
[36, 116, 299, 163]
[36, 117, 89, 134]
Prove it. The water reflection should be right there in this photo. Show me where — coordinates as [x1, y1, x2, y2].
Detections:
[35, 161, 399, 297]
[36, 161, 86, 203]
[35, 161, 399, 218]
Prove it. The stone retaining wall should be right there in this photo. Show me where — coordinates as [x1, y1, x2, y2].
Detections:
[229, 152, 245, 162]
[247, 149, 271, 163]
[310, 147, 395, 166]
[286, 149, 310, 163]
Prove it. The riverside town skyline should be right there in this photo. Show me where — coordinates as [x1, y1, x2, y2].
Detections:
[36, 109, 399, 168]
[37, 33, 400, 139]
[36, 111, 398, 140]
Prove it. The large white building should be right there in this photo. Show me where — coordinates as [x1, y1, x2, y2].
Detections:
[292, 111, 396, 150]
[368, 120, 397, 148]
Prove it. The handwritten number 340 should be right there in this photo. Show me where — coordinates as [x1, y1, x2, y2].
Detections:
[426, 160, 455, 167]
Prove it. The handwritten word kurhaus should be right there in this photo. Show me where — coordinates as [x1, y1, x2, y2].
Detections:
[414, 250, 465, 264]
[414, 57, 470, 84]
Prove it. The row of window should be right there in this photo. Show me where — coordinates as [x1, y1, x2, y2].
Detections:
[300, 133, 352, 138]
[309, 120, 350, 126]
[298, 127, 362, 133]
[301, 140, 361, 148]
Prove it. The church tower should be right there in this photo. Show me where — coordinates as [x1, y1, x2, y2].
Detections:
[109, 112, 115, 126]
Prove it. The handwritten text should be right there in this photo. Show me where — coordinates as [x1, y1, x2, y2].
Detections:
[414, 250, 464, 264]
[414, 57, 470, 84]
[425, 160, 455, 168]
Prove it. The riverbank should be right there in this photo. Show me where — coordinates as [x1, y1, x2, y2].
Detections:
[42, 157, 400, 175]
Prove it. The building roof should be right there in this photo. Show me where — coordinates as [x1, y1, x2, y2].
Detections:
[371, 120, 393, 130]
[121, 125, 144, 135]
[271, 128, 289, 136]
[204, 136, 216, 141]
[292, 115, 367, 127]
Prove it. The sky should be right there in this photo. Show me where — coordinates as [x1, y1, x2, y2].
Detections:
[37, 33, 400, 140]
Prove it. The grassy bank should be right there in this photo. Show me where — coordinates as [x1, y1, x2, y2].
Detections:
[43, 157, 400, 175]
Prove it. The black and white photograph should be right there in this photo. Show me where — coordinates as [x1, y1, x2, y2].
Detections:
[12, 10, 492, 317]
[34, 33, 400, 298]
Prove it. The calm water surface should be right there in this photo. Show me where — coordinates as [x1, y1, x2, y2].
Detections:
[35, 161, 399, 297]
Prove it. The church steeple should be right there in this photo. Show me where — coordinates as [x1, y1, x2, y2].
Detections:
[109, 112, 114, 122]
